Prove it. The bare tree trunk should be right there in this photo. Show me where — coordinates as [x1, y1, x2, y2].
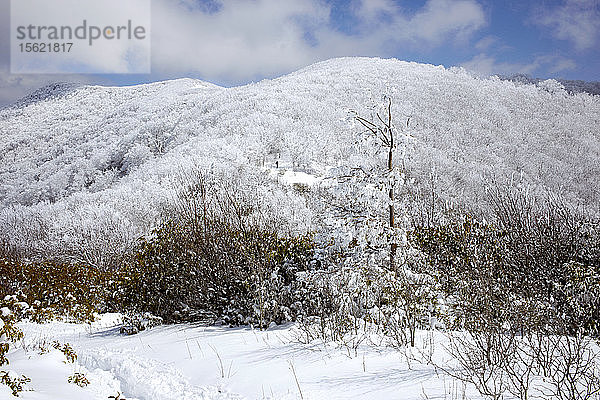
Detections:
[355, 98, 397, 272]
[386, 100, 397, 272]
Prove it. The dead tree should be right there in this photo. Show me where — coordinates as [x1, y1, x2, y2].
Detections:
[354, 98, 401, 271]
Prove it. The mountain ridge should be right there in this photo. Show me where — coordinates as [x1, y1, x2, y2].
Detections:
[1, 57, 599, 257]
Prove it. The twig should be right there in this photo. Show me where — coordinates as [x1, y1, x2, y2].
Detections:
[288, 360, 304, 400]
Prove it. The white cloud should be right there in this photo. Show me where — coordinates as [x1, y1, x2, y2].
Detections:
[474, 35, 498, 51]
[548, 57, 577, 74]
[354, 0, 399, 23]
[409, 0, 486, 44]
[533, 0, 599, 51]
[150, 0, 487, 82]
[461, 53, 577, 77]
[151, 0, 329, 81]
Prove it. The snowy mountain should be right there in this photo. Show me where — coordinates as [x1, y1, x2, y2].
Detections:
[1, 57, 599, 257]
[2, 57, 600, 400]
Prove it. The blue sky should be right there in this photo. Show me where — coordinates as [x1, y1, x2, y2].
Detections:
[1, 0, 599, 105]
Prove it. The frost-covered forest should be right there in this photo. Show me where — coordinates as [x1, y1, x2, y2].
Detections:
[1, 57, 600, 399]
[1, 58, 599, 261]
[500, 73, 600, 96]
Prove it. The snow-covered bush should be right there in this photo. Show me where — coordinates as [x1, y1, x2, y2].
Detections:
[0, 308, 23, 366]
[442, 325, 600, 400]
[485, 184, 600, 335]
[410, 187, 600, 337]
[295, 263, 439, 350]
[0, 371, 30, 397]
[67, 372, 89, 388]
[115, 222, 314, 327]
[113, 169, 315, 327]
[0, 258, 110, 323]
[120, 312, 163, 335]
[405, 180, 600, 399]
[0, 202, 141, 269]
[410, 216, 516, 331]
[0, 300, 28, 397]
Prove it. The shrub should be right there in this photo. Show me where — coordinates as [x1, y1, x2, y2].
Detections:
[120, 313, 163, 335]
[1, 304, 25, 367]
[485, 185, 600, 335]
[0, 371, 30, 397]
[110, 169, 316, 327]
[52, 341, 77, 363]
[114, 220, 314, 327]
[410, 197, 600, 337]
[68, 372, 89, 387]
[1, 300, 28, 397]
[295, 261, 439, 351]
[441, 327, 600, 400]
[409, 184, 600, 400]
[410, 217, 522, 331]
[0, 258, 110, 323]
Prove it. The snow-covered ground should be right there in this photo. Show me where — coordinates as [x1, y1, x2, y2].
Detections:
[4, 315, 481, 400]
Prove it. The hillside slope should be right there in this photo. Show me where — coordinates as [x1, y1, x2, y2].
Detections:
[1, 57, 599, 258]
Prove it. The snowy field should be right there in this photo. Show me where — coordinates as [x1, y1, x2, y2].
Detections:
[3, 315, 482, 400]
